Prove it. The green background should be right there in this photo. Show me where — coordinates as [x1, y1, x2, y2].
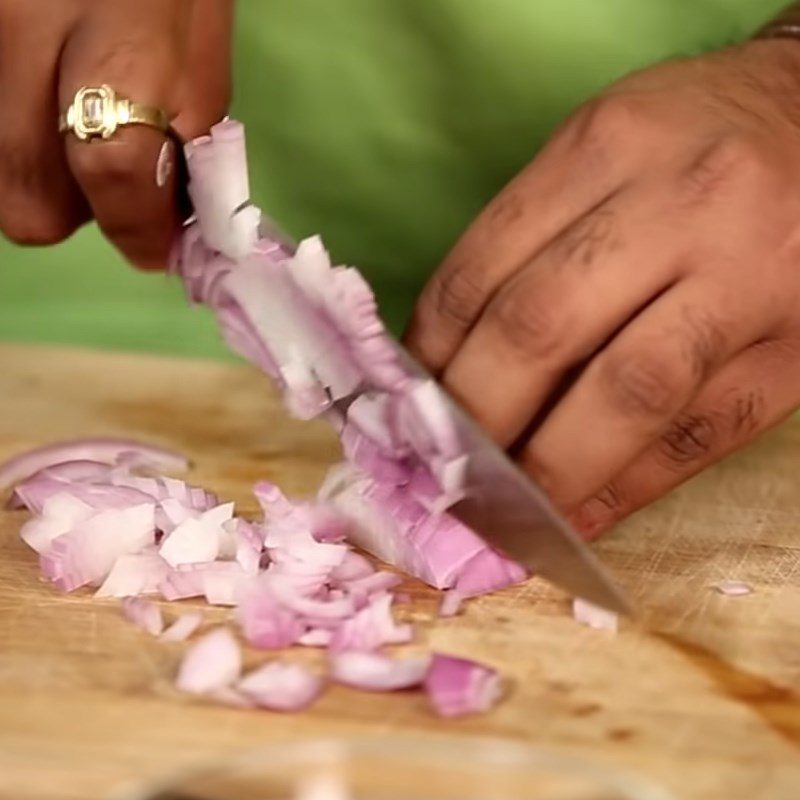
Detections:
[0, 0, 784, 360]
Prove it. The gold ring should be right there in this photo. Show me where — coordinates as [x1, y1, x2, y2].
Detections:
[58, 85, 169, 141]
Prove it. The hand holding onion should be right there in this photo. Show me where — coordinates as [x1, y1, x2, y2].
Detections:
[407, 42, 800, 537]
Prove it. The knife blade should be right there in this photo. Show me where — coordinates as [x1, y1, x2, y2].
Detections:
[252, 216, 631, 614]
[239, 210, 630, 613]
[390, 347, 632, 615]
[179, 141, 628, 610]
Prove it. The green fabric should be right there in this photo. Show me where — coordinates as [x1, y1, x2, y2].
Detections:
[0, 0, 783, 359]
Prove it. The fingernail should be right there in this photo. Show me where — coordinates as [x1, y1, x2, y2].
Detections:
[156, 141, 173, 188]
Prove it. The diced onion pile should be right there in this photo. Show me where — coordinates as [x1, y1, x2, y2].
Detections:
[7, 119, 617, 720]
[9, 440, 502, 716]
[173, 120, 526, 601]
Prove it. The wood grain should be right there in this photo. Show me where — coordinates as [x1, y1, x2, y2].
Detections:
[0, 344, 798, 800]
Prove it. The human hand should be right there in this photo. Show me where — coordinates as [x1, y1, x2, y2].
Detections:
[406, 41, 800, 538]
[0, 0, 233, 267]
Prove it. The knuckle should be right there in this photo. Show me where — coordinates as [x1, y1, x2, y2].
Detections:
[681, 136, 772, 201]
[1, 208, 79, 246]
[487, 287, 565, 360]
[599, 350, 682, 418]
[0, 139, 49, 197]
[727, 389, 765, 436]
[676, 307, 728, 381]
[592, 482, 627, 515]
[69, 141, 145, 189]
[656, 413, 717, 468]
[427, 262, 488, 330]
[486, 189, 526, 230]
[572, 96, 643, 149]
[553, 208, 618, 270]
[0, 140, 83, 245]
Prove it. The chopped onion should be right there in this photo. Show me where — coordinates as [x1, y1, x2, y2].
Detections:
[424, 654, 503, 718]
[235, 574, 305, 650]
[572, 598, 619, 632]
[171, 123, 528, 600]
[439, 590, 463, 618]
[121, 597, 164, 636]
[237, 661, 323, 711]
[207, 686, 255, 709]
[331, 651, 431, 691]
[7, 116, 535, 721]
[160, 611, 204, 642]
[297, 629, 333, 647]
[0, 438, 188, 492]
[176, 628, 242, 695]
[20, 493, 96, 554]
[40, 503, 156, 592]
[10, 441, 508, 717]
[96, 550, 169, 598]
[158, 503, 234, 567]
[329, 593, 413, 652]
[711, 580, 753, 597]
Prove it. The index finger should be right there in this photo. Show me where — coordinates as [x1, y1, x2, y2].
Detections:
[403, 101, 637, 373]
[59, 0, 192, 268]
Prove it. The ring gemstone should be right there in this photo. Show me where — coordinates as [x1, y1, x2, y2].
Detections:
[71, 86, 118, 140]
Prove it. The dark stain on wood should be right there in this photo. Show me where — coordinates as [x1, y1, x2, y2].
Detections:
[656, 633, 800, 749]
[608, 727, 636, 741]
[573, 702, 603, 717]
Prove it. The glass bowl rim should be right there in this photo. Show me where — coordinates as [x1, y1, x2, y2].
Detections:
[116, 734, 675, 800]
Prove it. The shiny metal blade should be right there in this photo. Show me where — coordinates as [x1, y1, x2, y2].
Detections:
[450, 420, 632, 614]
[253, 210, 630, 613]
[393, 348, 632, 615]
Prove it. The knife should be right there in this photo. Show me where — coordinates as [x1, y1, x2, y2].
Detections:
[391, 347, 633, 615]
[257, 219, 632, 615]
[179, 145, 632, 615]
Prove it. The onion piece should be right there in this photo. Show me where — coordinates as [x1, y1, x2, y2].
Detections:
[297, 629, 333, 648]
[160, 610, 204, 642]
[159, 568, 205, 602]
[121, 597, 164, 636]
[236, 661, 323, 711]
[96, 550, 169, 598]
[158, 503, 235, 567]
[319, 464, 525, 595]
[200, 562, 255, 606]
[711, 580, 753, 597]
[236, 574, 305, 650]
[8, 460, 115, 509]
[329, 592, 412, 652]
[207, 686, 255, 709]
[176, 627, 242, 695]
[331, 651, 431, 691]
[424, 654, 503, 718]
[572, 598, 619, 632]
[39, 503, 156, 592]
[329, 551, 374, 582]
[20, 493, 96, 554]
[439, 590, 463, 618]
[0, 438, 188, 492]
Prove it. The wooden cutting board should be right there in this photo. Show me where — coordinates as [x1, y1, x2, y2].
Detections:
[0, 344, 798, 800]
